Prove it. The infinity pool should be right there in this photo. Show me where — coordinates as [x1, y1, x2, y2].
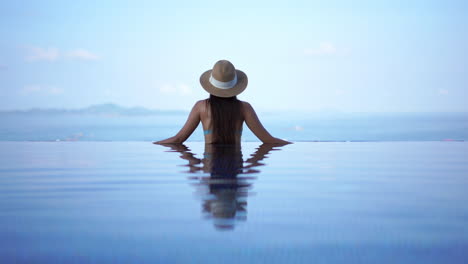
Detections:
[1, 142, 467, 263]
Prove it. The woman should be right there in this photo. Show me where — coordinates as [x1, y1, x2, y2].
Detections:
[154, 60, 290, 144]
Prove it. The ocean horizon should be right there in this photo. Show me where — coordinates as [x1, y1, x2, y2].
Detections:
[3, 1, 468, 263]
[1, 104, 467, 142]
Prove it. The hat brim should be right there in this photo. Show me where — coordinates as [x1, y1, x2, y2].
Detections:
[200, 69, 248, 98]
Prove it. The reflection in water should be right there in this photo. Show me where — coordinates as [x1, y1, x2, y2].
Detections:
[161, 143, 285, 230]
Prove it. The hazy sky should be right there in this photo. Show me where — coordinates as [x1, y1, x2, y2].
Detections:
[1, 0, 467, 112]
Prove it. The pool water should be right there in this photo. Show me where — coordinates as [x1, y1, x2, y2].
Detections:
[1, 142, 467, 263]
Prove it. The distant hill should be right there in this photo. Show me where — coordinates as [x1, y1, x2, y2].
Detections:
[0, 103, 187, 116]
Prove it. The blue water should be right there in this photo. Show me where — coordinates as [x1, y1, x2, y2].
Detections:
[1, 142, 467, 263]
[1, 112, 467, 141]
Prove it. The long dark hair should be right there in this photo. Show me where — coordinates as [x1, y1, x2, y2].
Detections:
[206, 95, 243, 144]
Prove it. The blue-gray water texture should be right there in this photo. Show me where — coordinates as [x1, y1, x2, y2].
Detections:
[1, 142, 467, 263]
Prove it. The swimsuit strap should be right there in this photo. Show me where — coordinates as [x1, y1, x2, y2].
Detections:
[204, 129, 243, 135]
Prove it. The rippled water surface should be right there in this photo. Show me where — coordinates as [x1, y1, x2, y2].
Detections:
[1, 142, 468, 263]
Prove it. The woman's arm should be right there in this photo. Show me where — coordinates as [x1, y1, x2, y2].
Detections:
[153, 101, 202, 144]
[242, 102, 292, 144]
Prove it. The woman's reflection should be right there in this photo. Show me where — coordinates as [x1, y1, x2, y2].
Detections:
[160, 143, 286, 230]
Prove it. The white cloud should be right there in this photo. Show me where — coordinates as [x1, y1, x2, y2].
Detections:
[293, 125, 304, 131]
[179, 84, 193, 96]
[25, 46, 60, 61]
[159, 83, 193, 96]
[304, 42, 338, 56]
[66, 49, 99, 60]
[47, 87, 64, 95]
[438, 89, 449, 95]
[334, 89, 346, 96]
[21, 85, 41, 94]
[24, 46, 99, 62]
[20, 85, 64, 95]
[159, 84, 176, 93]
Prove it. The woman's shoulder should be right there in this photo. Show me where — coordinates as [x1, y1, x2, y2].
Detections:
[193, 99, 209, 115]
[239, 100, 254, 112]
[194, 99, 208, 108]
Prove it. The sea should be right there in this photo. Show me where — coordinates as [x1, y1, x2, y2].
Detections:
[1, 111, 468, 263]
[0, 111, 467, 141]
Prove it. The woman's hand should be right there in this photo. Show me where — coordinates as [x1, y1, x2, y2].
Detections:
[153, 137, 181, 144]
[242, 102, 293, 145]
[269, 138, 293, 145]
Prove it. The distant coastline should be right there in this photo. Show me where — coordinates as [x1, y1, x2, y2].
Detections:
[1, 104, 467, 141]
[2, 103, 467, 117]
[0, 103, 187, 116]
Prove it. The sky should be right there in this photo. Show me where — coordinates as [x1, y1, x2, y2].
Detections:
[0, 0, 467, 112]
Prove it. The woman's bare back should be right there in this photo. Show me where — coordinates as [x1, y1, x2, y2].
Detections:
[154, 100, 290, 144]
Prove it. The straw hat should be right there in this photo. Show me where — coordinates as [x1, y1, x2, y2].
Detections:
[200, 60, 248, 98]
